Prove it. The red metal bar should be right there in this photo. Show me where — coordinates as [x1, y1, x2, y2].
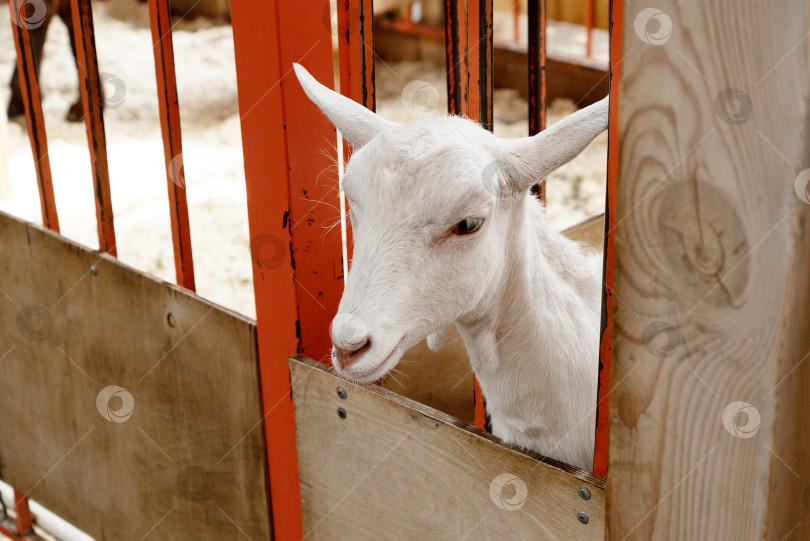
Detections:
[8, 0, 59, 231]
[70, 0, 116, 255]
[13, 491, 31, 535]
[147, 0, 195, 291]
[593, 0, 621, 478]
[528, 0, 546, 201]
[232, 0, 340, 537]
[584, 0, 594, 57]
[444, 0, 468, 116]
[337, 0, 374, 269]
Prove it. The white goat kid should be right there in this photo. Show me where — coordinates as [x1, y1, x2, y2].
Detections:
[294, 64, 608, 472]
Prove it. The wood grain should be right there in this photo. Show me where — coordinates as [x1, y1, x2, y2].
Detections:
[291, 355, 605, 540]
[607, 2, 810, 538]
[0, 211, 271, 540]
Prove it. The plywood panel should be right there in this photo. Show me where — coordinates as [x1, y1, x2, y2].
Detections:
[381, 214, 605, 425]
[292, 355, 605, 539]
[0, 211, 271, 540]
[607, 1, 810, 539]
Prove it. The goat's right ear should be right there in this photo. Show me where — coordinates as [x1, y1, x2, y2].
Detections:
[293, 63, 393, 149]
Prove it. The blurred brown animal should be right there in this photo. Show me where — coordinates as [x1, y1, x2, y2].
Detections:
[8, 0, 84, 121]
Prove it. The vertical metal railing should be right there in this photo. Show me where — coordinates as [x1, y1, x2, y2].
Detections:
[147, 0, 196, 291]
[528, 0, 547, 201]
[9, 0, 59, 232]
[70, 0, 116, 255]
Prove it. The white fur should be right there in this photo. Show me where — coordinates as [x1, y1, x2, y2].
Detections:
[294, 64, 608, 471]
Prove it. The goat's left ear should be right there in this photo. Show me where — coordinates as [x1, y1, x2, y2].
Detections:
[498, 97, 609, 193]
[293, 63, 394, 149]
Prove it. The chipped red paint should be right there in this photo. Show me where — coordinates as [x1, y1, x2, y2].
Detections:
[9, 0, 59, 232]
[147, 0, 195, 290]
[593, 0, 621, 478]
[70, 0, 116, 255]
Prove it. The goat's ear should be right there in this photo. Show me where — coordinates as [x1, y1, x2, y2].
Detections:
[499, 97, 609, 193]
[293, 63, 393, 149]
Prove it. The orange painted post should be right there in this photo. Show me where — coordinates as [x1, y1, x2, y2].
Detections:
[70, 0, 116, 255]
[337, 0, 374, 267]
[147, 0, 195, 290]
[231, 0, 340, 537]
[584, 0, 594, 57]
[528, 0, 546, 201]
[13, 491, 31, 536]
[593, 0, 621, 478]
[8, 0, 59, 231]
[444, 0, 469, 116]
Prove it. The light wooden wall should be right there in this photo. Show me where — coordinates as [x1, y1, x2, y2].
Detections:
[607, 1, 810, 539]
[0, 212, 271, 540]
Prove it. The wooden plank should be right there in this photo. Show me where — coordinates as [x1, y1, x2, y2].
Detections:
[8, 0, 59, 232]
[607, 1, 810, 538]
[291, 355, 605, 539]
[147, 0, 196, 291]
[0, 211, 271, 540]
[381, 214, 606, 428]
[70, 0, 116, 255]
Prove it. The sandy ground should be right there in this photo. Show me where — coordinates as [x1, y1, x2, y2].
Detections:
[0, 1, 607, 320]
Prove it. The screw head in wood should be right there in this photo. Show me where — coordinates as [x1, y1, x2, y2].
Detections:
[577, 511, 589, 524]
[337, 407, 347, 419]
[578, 486, 591, 500]
[90, 265, 97, 276]
[167, 313, 176, 328]
[336, 386, 347, 399]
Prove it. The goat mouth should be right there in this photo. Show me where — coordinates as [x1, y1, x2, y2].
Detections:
[339, 338, 406, 383]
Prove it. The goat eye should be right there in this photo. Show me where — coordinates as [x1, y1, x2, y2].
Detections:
[452, 218, 483, 235]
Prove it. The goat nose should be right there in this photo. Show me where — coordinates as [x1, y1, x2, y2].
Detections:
[330, 313, 369, 369]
